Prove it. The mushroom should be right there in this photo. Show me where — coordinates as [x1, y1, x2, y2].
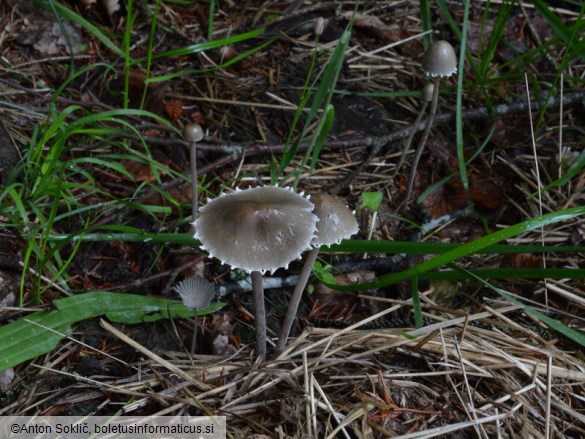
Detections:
[184, 123, 204, 230]
[174, 275, 216, 354]
[403, 40, 457, 203]
[276, 193, 358, 353]
[194, 186, 318, 359]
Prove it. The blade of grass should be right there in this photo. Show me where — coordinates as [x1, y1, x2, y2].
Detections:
[532, 0, 585, 61]
[46, 0, 125, 57]
[0, 292, 225, 371]
[322, 206, 585, 291]
[454, 266, 585, 348]
[152, 27, 266, 59]
[456, 0, 470, 190]
[45, 230, 585, 256]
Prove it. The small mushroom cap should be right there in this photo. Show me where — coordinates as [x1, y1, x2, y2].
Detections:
[311, 193, 359, 247]
[194, 186, 318, 274]
[174, 275, 216, 310]
[184, 123, 204, 142]
[422, 40, 457, 78]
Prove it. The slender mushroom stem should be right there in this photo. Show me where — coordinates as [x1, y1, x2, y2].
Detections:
[403, 76, 441, 203]
[395, 83, 434, 177]
[190, 315, 199, 355]
[251, 270, 267, 360]
[190, 140, 198, 230]
[184, 123, 204, 232]
[276, 247, 319, 353]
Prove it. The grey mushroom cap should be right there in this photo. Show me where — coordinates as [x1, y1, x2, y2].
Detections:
[422, 40, 457, 78]
[311, 193, 359, 247]
[184, 123, 204, 142]
[174, 275, 216, 311]
[194, 186, 318, 274]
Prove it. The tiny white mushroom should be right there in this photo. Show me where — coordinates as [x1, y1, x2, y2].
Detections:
[276, 193, 358, 353]
[174, 275, 216, 354]
[175, 275, 216, 311]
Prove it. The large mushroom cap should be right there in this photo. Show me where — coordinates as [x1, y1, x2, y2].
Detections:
[422, 40, 457, 78]
[311, 193, 358, 247]
[194, 186, 318, 274]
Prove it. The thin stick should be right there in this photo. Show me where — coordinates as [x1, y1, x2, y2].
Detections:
[251, 270, 267, 360]
[276, 247, 319, 353]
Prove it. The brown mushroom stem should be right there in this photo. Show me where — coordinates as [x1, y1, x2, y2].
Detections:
[393, 99, 429, 177]
[403, 76, 441, 203]
[276, 247, 319, 354]
[190, 141, 198, 232]
[251, 270, 267, 360]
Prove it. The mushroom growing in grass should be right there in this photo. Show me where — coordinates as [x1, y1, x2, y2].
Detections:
[184, 123, 204, 230]
[403, 40, 457, 203]
[194, 186, 318, 359]
[174, 275, 216, 354]
[276, 193, 358, 353]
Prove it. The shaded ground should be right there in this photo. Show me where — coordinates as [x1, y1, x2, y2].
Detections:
[1, 1, 584, 437]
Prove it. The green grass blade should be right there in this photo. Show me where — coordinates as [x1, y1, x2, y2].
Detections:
[44, 231, 585, 256]
[327, 240, 585, 255]
[532, 0, 585, 61]
[455, 266, 585, 348]
[419, 0, 432, 50]
[0, 292, 224, 371]
[153, 27, 266, 59]
[456, 0, 470, 190]
[47, 1, 125, 57]
[323, 206, 585, 291]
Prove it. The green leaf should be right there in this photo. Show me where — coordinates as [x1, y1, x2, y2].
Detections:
[0, 292, 224, 371]
[361, 192, 383, 211]
[313, 261, 337, 285]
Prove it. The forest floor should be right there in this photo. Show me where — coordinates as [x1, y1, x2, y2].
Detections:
[1, 1, 584, 437]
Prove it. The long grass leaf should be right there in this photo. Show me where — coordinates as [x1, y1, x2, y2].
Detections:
[323, 206, 585, 291]
[0, 292, 224, 371]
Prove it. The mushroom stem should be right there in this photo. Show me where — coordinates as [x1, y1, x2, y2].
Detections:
[403, 76, 441, 203]
[251, 270, 267, 360]
[190, 315, 199, 355]
[394, 99, 429, 178]
[190, 140, 198, 232]
[276, 247, 319, 353]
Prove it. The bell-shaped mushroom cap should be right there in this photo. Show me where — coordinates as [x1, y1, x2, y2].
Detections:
[422, 40, 457, 78]
[184, 123, 204, 142]
[311, 193, 359, 247]
[194, 186, 318, 274]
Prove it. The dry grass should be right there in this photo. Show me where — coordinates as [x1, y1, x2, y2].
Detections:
[1, 1, 584, 437]
[3, 300, 584, 438]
